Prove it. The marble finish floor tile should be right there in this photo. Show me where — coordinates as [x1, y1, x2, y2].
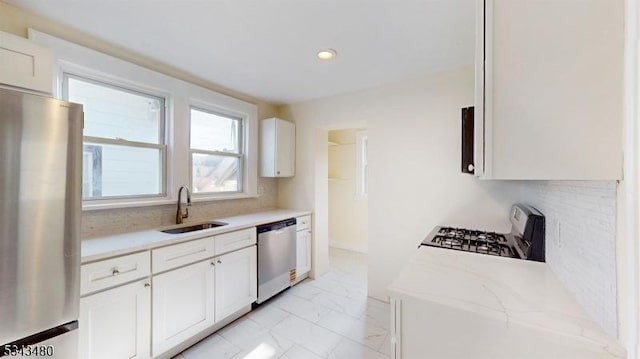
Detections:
[271, 315, 343, 357]
[175, 248, 390, 359]
[316, 310, 387, 350]
[273, 293, 332, 323]
[280, 345, 326, 359]
[181, 334, 240, 359]
[327, 338, 390, 359]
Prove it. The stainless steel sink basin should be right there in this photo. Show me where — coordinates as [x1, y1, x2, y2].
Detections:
[160, 221, 228, 234]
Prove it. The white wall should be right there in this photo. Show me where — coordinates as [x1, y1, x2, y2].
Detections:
[278, 66, 521, 299]
[328, 129, 368, 253]
[518, 181, 618, 337]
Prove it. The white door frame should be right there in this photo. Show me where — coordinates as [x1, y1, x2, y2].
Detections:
[624, 1, 640, 358]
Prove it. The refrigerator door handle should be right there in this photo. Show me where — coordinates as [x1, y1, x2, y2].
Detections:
[1, 321, 78, 349]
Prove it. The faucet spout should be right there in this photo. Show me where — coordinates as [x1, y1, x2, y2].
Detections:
[176, 185, 192, 224]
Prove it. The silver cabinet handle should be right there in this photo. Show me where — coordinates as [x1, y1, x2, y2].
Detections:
[217, 259, 222, 264]
[211, 261, 215, 266]
[468, 164, 475, 171]
[112, 269, 120, 276]
[144, 283, 150, 288]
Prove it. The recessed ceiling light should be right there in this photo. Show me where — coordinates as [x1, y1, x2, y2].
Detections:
[317, 48, 337, 61]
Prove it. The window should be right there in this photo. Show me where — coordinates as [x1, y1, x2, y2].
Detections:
[356, 131, 368, 198]
[31, 29, 260, 209]
[62, 74, 166, 200]
[190, 107, 243, 194]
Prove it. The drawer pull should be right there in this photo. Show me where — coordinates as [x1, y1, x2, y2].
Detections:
[112, 269, 120, 276]
[217, 259, 222, 264]
[144, 283, 151, 288]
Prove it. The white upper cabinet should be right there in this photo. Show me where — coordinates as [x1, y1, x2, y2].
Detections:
[0, 30, 52, 94]
[474, 0, 623, 180]
[260, 118, 295, 177]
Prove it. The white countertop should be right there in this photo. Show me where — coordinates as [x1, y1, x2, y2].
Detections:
[388, 246, 625, 358]
[81, 208, 310, 263]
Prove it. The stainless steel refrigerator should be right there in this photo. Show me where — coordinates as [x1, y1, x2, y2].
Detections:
[0, 88, 83, 358]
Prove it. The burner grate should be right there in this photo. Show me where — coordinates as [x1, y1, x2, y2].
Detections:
[428, 227, 513, 257]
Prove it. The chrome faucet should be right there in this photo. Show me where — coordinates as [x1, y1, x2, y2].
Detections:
[176, 185, 192, 224]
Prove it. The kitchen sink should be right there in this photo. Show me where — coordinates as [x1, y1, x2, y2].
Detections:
[160, 221, 228, 234]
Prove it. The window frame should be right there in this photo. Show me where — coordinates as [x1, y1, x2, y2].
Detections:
[30, 29, 260, 211]
[188, 105, 245, 195]
[356, 131, 368, 199]
[61, 71, 169, 202]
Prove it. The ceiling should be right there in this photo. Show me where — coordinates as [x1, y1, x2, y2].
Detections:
[7, 0, 475, 104]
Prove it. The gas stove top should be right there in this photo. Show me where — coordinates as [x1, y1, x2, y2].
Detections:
[428, 227, 514, 257]
[420, 204, 546, 261]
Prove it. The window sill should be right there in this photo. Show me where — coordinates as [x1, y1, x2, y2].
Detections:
[82, 193, 261, 211]
[82, 197, 175, 211]
[192, 192, 260, 203]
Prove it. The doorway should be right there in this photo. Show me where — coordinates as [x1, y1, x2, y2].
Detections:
[327, 128, 368, 253]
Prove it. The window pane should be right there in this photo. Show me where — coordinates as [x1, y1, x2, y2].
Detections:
[190, 108, 240, 153]
[83, 143, 162, 199]
[192, 153, 240, 193]
[66, 76, 163, 144]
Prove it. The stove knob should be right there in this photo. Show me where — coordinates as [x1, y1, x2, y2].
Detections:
[468, 164, 475, 172]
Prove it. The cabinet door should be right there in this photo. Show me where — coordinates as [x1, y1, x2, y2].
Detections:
[79, 280, 151, 359]
[214, 246, 257, 321]
[275, 119, 295, 177]
[152, 260, 214, 357]
[296, 230, 311, 278]
[477, 0, 622, 180]
[0, 31, 53, 94]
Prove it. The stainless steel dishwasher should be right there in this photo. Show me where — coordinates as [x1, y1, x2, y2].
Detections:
[256, 218, 297, 303]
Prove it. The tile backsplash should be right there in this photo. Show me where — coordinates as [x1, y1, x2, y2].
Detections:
[519, 181, 618, 336]
[82, 178, 278, 238]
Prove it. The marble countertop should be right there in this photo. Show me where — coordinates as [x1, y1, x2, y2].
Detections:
[81, 208, 311, 263]
[388, 246, 625, 358]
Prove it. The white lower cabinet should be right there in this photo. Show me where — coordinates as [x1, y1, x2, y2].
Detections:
[79, 279, 151, 359]
[295, 215, 312, 282]
[80, 226, 263, 358]
[214, 246, 257, 320]
[296, 229, 311, 279]
[152, 260, 215, 357]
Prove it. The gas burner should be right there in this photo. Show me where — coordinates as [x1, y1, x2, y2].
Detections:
[477, 232, 500, 243]
[437, 237, 463, 247]
[439, 228, 466, 239]
[476, 242, 505, 255]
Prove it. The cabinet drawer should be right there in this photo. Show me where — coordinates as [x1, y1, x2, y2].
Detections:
[152, 237, 215, 274]
[214, 228, 256, 255]
[81, 252, 150, 296]
[296, 215, 311, 231]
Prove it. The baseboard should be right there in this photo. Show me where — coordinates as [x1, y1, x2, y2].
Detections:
[329, 240, 368, 254]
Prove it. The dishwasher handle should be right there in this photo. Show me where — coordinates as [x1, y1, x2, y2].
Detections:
[257, 218, 297, 234]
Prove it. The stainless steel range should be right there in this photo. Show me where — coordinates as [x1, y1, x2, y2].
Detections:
[421, 204, 545, 262]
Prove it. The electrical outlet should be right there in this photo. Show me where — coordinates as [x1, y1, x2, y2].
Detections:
[555, 220, 562, 248]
